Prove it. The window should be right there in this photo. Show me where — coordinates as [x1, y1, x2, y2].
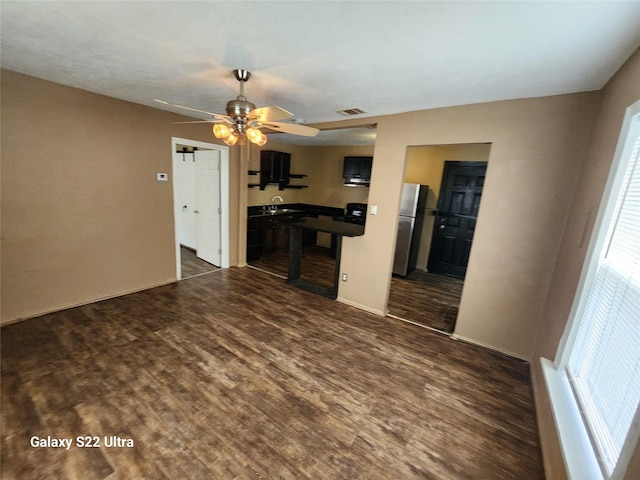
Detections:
[552, 100, 640, 480]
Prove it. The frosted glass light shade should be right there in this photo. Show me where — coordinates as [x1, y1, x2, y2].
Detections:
[223, 133, 238, 146]
[255, 132, 267, 146]
[213, 124, 231, 139]
[247, 127, 267, 146]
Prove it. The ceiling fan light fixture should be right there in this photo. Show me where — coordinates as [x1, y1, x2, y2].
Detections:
[159, 69, 317, 147]
[255, 132, 268, 146]
[213, 123, 231, 139]
[223, 132, 239, 146]
[247, 127, 268, 146]
[246, 127, 260, 141]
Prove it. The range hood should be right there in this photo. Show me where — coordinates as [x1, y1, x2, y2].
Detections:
[344, 177, 370, 187]
[343, 156, 373, 187]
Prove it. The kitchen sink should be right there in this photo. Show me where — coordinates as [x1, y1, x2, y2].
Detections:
[249, 208, 304, 218]
[265, 208, 302, 215]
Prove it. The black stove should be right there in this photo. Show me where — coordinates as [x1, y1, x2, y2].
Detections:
[336, 203, 367, 225]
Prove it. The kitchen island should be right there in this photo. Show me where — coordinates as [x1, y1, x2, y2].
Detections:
[246, 203, 344, 262]
[287, 217, 365, 299]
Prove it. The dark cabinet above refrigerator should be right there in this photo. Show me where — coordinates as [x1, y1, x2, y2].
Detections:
[343, 156, 373, 186]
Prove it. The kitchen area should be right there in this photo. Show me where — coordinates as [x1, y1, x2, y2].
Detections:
[246, 142, 373, 298]
[244, 134, 482, 334]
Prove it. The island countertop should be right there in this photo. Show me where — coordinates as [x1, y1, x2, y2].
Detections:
[290, 217, 365, 237]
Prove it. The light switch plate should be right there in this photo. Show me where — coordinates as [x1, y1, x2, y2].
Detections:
[370, 204, 378, 215]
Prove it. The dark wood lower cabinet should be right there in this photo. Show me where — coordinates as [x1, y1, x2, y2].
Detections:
[246, 224, 263, 263]
[248, 212, 319, 262]
[262, 220, 278, 254]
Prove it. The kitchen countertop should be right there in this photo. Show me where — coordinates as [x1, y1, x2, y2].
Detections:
[248, 208, 304, 219]
[248, 203, 344, 220]
[288, 217, 365, 237]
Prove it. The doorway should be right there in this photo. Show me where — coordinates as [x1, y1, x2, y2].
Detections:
[171, 137, 230, 279]
[387, 143, 490, 334]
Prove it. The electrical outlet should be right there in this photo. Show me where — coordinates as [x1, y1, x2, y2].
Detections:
[156, 172, 168, 182]
[342, 273, 348, 282]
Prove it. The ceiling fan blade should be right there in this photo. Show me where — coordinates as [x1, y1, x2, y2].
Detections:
[249, 106, 293, 122]
[261, 122, 319, 137]
[154, 99, 230, 121]
[170, 120, 219, 125]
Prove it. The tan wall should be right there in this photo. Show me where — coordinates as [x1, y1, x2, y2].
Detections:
[302, 145, 373, 208]
[405, 144, 491, 269]
[531, 49, 640, 480]
[0, 70, 242, 324]
[337, 91, 601, 360]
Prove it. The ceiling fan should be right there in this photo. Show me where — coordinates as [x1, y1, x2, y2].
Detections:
[155, 69, 319, 146]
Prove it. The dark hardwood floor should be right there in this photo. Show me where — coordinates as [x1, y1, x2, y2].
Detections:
[1, 267, 543, 479]
[249, 246, 335, 289]
[388, 270, 464, 334]
[253, 247, 463, 334]
[180, 245, 219, 279]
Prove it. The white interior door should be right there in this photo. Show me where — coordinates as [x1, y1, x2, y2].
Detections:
[195, 149, 221, 266]
[177, 151, 198, 249]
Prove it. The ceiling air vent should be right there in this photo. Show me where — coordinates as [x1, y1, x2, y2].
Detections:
[336, 107, 367, 116]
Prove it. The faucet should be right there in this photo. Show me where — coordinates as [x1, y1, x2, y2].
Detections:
[270, 195, 284, 211]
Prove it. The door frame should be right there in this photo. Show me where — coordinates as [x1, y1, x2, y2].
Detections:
[171, 137, 230, 279]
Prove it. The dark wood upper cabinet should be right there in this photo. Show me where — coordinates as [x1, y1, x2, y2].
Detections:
[260, 150, 291, 186]
[343, 156, 373, 185]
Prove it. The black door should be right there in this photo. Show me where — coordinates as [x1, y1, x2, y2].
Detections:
[428, 161, 487, 279]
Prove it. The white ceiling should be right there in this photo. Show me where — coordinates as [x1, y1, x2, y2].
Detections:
[2, 1, 639, 146]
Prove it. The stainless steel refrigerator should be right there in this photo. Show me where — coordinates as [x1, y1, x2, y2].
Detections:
[393, 183, 428, 276]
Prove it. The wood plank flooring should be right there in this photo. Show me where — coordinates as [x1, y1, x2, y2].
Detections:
[1, 267, 543, 479]
[249, 246, 335, 289]
[180, 245, 219, 278]
[253, 247, 463, 333]
[388, 271, 464, 334]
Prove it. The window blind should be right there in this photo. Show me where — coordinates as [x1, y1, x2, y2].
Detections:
[567, 127, 640, 478]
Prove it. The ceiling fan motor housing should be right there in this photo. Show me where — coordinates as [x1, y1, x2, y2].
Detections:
[226, 98, 255, 133]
